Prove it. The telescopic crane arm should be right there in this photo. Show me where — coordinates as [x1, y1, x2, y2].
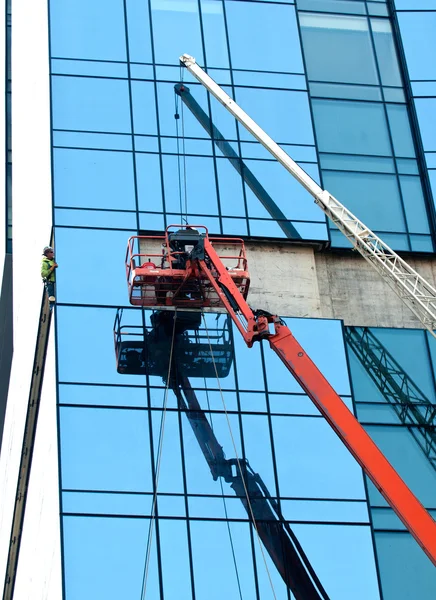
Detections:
[179, 54, 436, 339]
[169, 371, 330, 600]
[175, 232, 436, 566]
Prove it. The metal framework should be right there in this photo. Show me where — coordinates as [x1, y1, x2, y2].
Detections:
[346, 326, 436, 471]
[179, 54, 436, 338]
[127, 227, 436, 566]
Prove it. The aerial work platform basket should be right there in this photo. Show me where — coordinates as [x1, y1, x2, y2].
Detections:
[126, 225, 250, 308]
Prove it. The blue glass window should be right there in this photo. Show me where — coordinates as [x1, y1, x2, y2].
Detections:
[235, 87, 314, 145]
[397, 12, 436, 81]
[415, 99, 436, 152]
[386, 104, 415, 158]
[162, 155, 218, 215]
[52, 76, 131, 133]
[215, 157, 247, 218]
[63, 517, 160, 599]
[53, 148, 136, 210]
[200, 0, 230, 69]
[50, 0, 126, 61]
[375, 531, 436, 600]
[225, 1, 305, 73]
[56, 228, 135, 306]
[399, 176, 431, 234]
[312, 99, 391, 155]
[150, 0, 204, 65]
[242, 159, 323, 222]
[136, 153, 164, 213]
[131, 81, 158, 135]
[299, 13, 379, 85]
[60, 406, 152, 490]
[126, 0, 153, 63]
[323, 171, 406, 232]
[272, 416, 366, 498]
[371, 19, 402, 87]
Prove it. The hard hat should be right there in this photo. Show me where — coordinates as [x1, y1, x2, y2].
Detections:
[43, 246, 54, 255]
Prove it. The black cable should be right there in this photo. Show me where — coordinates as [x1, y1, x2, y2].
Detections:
[174, 86, 184, 223]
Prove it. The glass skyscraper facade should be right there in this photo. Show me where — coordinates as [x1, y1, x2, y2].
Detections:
[3, 0, 435, 599]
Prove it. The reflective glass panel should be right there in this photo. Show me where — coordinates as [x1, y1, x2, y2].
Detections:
[50, 0, 126, 61]
[300, 13, 379, 85]
[226, 1, 304, 73]
[312, 99, 391, 155]
[150, 0, 204, 65]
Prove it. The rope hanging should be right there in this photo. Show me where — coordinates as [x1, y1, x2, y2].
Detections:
[141, 310, 178, 599]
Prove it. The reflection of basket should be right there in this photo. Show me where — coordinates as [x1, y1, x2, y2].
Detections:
[113, 309, 233, 379]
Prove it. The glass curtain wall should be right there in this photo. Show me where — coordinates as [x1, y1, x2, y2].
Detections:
[345, 325, 436, 600]
[48, 1, 436, 598]
[50, 0, 328, 243]
[296, 0, 434, 251]
[58, 307, 380, 599]
[393, 0, 436, 247]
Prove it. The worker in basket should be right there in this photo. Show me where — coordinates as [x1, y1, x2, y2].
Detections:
[41, 246, 58, 305]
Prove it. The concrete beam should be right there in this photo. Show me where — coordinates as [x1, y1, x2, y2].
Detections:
[138, 236, 436, 330]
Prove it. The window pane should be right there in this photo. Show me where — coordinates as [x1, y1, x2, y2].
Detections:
[162, 155, 218, 215]
[312, 99, 392, 155]
[200, 0, 229, 68]
[365, 425, 436, 507]
[386, 104, 415, 158]
[50, 0, 126, 61]
[243, 159, 323, 222]
[126, 0, 153, 63]
[235, 87, 314, 145]
[215, 157, 247, 218]
[371, 19, 402, 87]
[52, 76, 131, 133]
[63, 516, 159, 599]
[136, 153, 164, 213]
[226, 1, 304, 73]
[399, 176, 431, 234]
[272, 416, 366, 498]
[60, 406, 152, 491]
[293, 524, 380, 600]
[397, 12, 436, 81]
[190, 521, 257, 598]
[323, 171, 406, 232]
[131, 81, 158, 135]
[415, 99, 436, 152]
[55, 229, 135, 306]
[375, 531, 436, 600]
[54, 149, 136, 210]
[151, 0, 204, 65]
[300, 13, 379, 85]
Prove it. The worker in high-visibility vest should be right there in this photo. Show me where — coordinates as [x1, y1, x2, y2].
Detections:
[41, 246, 58, 304]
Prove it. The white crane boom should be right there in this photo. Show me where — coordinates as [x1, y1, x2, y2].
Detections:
[180, 54, 436, 338]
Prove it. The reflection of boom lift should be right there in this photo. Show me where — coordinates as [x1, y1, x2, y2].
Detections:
[125, 225, 436, 567]
[345, 326, 436, 471]
[174, 83, 301, 240]
[114, 309, 330, 599]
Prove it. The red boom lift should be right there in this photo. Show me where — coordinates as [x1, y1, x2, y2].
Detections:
[124, 225, 436, 571]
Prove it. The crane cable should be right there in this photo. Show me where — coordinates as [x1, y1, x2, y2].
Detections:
[175, 66, 189, 224]
[202, 314, 278, 600]
[140, 310, 178, 600]
[202, 368, 244, 600]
